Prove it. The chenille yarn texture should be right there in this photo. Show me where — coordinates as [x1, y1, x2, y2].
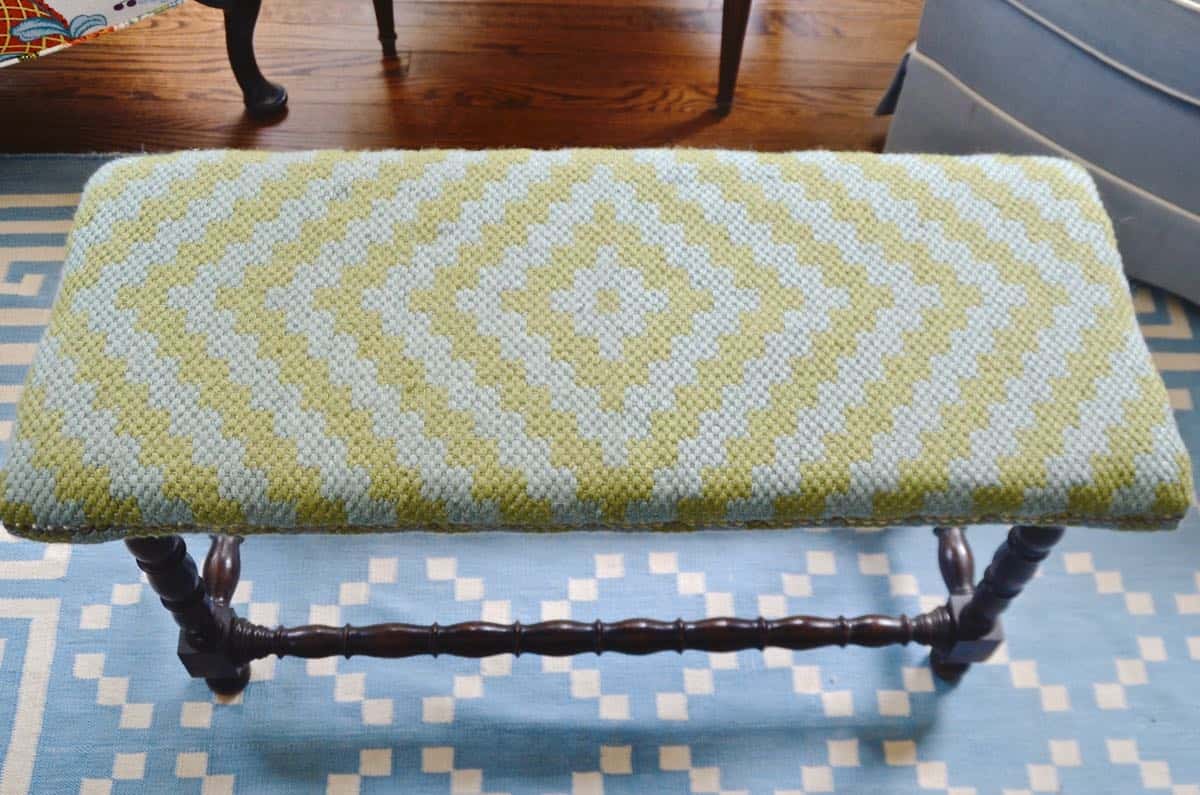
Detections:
[0, 149, 1192, 541]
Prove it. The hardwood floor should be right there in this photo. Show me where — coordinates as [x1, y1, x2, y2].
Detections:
[0, 0, 921, 153]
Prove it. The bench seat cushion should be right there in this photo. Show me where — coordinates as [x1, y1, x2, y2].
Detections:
[0, 149, 1191, 541]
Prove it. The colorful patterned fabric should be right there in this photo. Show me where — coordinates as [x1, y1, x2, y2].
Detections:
[0, 149, 1192, 540]
[0, 0, 180, 67]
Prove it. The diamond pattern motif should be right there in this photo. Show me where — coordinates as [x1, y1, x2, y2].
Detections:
[0, 150, 1191, 539]
[2, 160, 1200, 793]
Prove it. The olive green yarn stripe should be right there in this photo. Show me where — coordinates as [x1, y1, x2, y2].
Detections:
[142, 151, 468, 527]
[112, 153, 351, 526]
[55, 153, 260, 315]
[615, 152, 821, 522]
[5, 382, 124, 528]
[41, 155, 200, 355]
[647, 150, 996, 521]
[402, 152, 620, 523]
[915, 157, 1121, 515]
[0, 471, 33, 531]
[22, 154, 277, 528]
[15, 371, 137, 527]
[799, 154, 1035, 520]
[973, 157, 1185, 517]
[730, 150, 924, 521]
[126, 153, 345, 527]
[643, 151, 890, 520]
[1157, 452, 1195, 517]
[221, 152, 469, 526]
[854, 156, 1074, 517]
[744, 155, 990, 520]
[52, 152, 364, 528]
[647, 152, 895, 521]
[323, 151, 570, 525]
[515, 201, 713, 415]
[368, 150, 576, 523]
[1008, 159, 1185, 511]
[1069, 372, 1192, 520]
[39, 154, 323, 527]
[943, 158, 1143, 516]
[1016, 158, 1122, 254]
[0, 162, 159, 530]
[205, 152, 374, 525]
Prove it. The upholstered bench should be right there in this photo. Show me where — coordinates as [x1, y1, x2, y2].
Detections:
[0, 149, 1191, 698]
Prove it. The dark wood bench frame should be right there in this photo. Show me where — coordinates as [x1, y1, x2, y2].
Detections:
[194, 0, 755, 117]
[125, 525, 1063, 695]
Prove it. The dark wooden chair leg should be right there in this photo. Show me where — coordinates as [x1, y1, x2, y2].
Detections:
[223, 0, 287, 117]
[716, 0, 752, 116]
[125, 535, 250, 696]
[371, 0, 398, 57]
[931, 525, 1065, 681]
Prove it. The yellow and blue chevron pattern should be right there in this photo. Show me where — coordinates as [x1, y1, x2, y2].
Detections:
[0, 149, 1192, 539]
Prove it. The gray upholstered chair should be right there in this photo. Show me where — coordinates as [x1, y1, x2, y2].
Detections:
[879, 0, 1200, 303]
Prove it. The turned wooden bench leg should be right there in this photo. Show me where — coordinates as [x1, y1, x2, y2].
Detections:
[124, 527, 1062, 690]
[125, 535, 251, 696]
[931, 525, 1065, 681]
[201, 535, 251, 694]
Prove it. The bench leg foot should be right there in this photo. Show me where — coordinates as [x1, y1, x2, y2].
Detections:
[206, 664, 252, 696]
[929, 651, 970, 682]
[125, 535, 250, 696]
[930, 525, 1064, 681]
[224, 0, 287, 117]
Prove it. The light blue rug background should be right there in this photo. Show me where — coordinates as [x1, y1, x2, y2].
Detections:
[1, 155, 1198, 794]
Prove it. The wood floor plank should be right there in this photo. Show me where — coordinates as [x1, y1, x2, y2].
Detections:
[0, 0, 919, 153]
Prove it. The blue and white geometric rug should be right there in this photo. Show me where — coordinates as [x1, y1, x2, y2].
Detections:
[1, 155, 1198, 794]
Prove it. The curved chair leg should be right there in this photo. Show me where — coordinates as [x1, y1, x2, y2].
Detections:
[224, 0, 287, 117]
[716, 0, 752, 116]
[372, 0, 398, 57]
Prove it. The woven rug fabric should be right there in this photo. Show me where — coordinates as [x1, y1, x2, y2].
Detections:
[0, 149, 1191, 539]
